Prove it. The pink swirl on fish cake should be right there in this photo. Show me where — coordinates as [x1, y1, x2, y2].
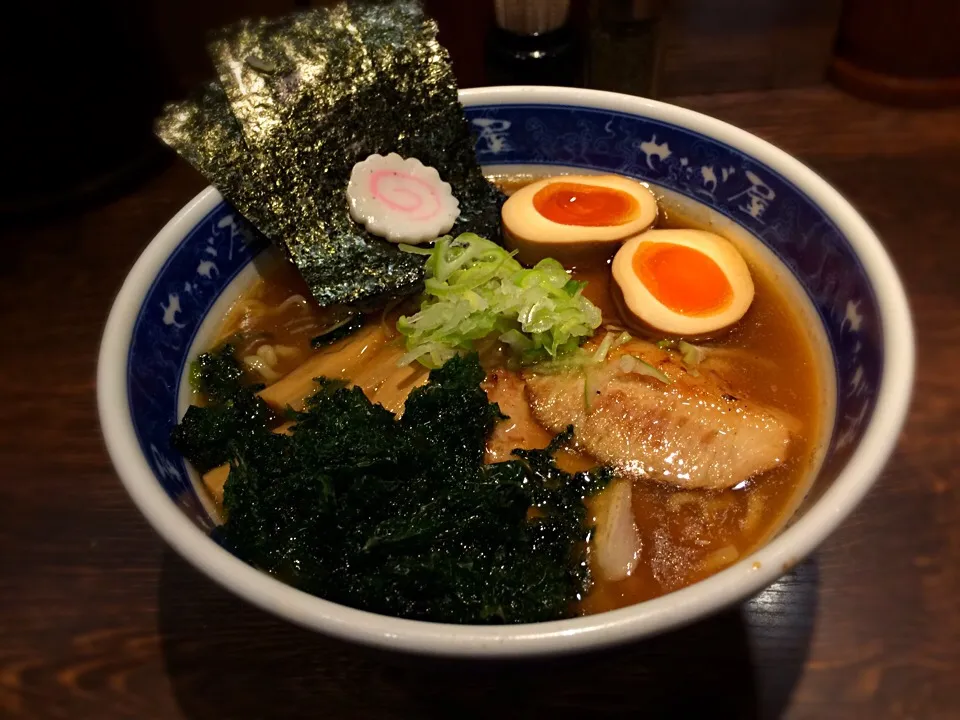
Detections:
[369, 170, 441, 221]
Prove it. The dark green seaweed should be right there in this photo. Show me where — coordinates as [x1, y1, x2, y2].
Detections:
[172, 345, 276, 474]
[310, 314, 365, 348]
[172, 350, 610, 624]
[157, 1, 504, 309]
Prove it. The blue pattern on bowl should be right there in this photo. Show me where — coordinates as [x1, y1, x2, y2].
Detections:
[128, 103, 882, 529]
[127, 206, 267, 528]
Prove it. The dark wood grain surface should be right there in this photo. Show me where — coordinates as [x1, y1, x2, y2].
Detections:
[1, 85, 958, 719]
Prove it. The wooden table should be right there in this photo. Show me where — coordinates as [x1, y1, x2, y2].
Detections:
[1, 85, 958, 719]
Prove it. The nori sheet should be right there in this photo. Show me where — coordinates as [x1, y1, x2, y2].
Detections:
[154, 82, 278, 240]
[156, 0, 503, 308]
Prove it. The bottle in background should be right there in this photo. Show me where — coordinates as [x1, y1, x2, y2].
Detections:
[485, 0, 583, 87]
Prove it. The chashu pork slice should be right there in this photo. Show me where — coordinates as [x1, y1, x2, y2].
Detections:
[523, 342, 795, 490]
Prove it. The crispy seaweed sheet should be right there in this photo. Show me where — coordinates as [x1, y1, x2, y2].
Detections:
[154, 82, 280, 240]
[156, 0, 503, 308]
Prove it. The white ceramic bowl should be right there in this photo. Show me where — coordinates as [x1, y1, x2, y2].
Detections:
[98, 87, 913, 657]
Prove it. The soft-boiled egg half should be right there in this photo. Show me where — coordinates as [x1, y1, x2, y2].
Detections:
[502, 175, 658, 264]
[612, 229, 755, 337]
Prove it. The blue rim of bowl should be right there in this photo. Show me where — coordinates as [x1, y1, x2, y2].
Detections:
[99, 87, 914, 657]
[126, 201, 268, 528]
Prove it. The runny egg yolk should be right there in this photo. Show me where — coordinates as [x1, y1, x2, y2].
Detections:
[533, 182, 640, 227]
[632, 242, 733, 316]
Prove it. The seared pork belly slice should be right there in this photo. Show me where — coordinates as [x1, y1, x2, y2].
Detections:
[524, 342, 795, 490]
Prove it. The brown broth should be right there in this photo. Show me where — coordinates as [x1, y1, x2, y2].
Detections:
[211, 261, 352, 384]
[201, 176, 824, 616]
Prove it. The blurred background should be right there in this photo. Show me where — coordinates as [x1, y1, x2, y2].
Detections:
[1, 0, 957, 220]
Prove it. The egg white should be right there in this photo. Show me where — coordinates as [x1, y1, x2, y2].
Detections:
[611, 229, 755, 337]
[502, 175, 658, 264]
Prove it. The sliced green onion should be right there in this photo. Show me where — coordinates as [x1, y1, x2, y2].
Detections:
[397, 242, 436, 256]
[397, 233, 602, 367]
[583, 368, 596, 411]
[678, 340, 707, 366]
[619, 354, 671, 384]
[592, 332, 616, 364]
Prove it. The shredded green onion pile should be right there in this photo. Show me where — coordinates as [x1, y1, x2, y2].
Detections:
[397, 234, 602, 367]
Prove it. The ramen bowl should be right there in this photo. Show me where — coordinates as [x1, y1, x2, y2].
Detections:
[98, 86, 913, 657]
